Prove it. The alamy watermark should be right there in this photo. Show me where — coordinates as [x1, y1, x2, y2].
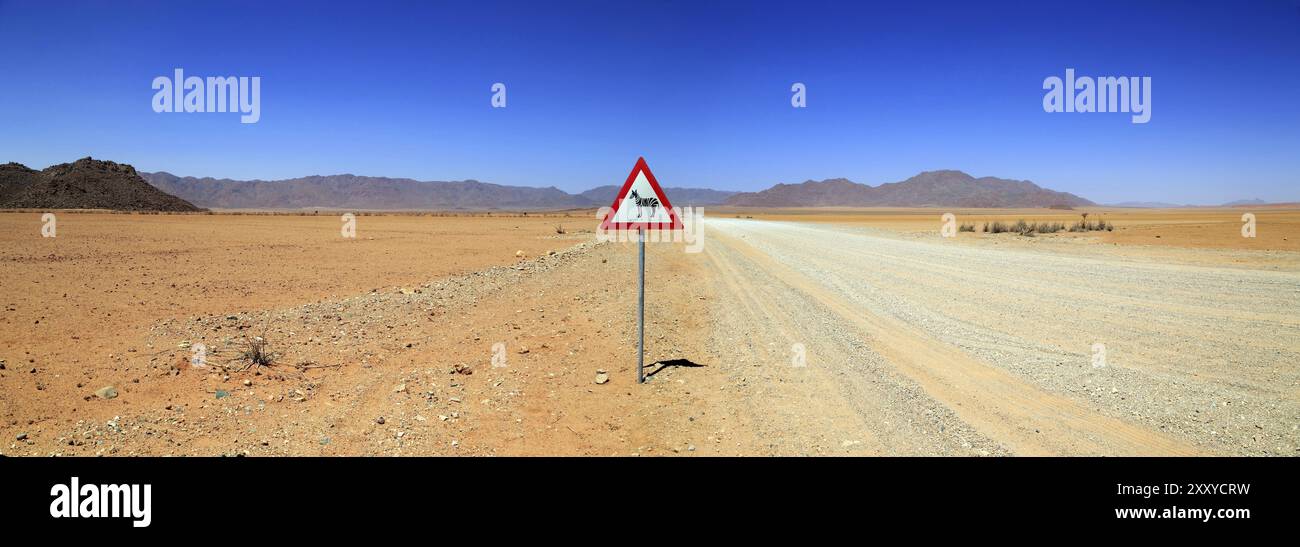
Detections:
[1043, 69, 1150, 124]
[190, 343, 208, 369]
[941, 213, 957, 238]
[491, 83, 507, 108]
[1091, 342, 1107, 369]
[341, 213, 357, 238]
[152, 68, 261, 123]
[50, 477, 151, 528]
[491, 342, 508, 368]
[595, 206, 706, 253]
[41, 212, 56, 238]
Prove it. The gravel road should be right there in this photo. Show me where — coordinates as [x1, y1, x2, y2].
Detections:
[703, 218, 1300, 455]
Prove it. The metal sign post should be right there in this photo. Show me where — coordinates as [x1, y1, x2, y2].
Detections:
[598, 157, 682, 385]
[637, 227, 645, 383]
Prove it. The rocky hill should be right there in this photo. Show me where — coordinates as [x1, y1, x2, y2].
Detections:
[0, 158, 203, 212]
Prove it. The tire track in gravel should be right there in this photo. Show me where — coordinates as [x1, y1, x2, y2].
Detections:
[702, 238, 887, 455]
[702, 236, 1012, 455]
[707, 220, 1203, 456]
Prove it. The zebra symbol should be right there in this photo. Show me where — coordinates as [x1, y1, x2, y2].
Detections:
[628, 189, 660, 219]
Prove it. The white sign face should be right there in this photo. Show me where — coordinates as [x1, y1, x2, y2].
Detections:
[608, 170, 674, 224]
[600, 157, 682, 231]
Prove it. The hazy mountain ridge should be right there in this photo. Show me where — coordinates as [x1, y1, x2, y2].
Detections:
[1108, 199, 1288, 208]
[141, 172, 738, 210]
[578, 185, 737, 207]
[142, 172, 591, 210]
[725, 170, 1095, 208]
[9, 159, 1276, 211]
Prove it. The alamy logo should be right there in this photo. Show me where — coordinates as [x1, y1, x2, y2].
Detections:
[152, 68, 261, 123]
[49, 477, 152, 527]
[1043, 69, 1151, 124]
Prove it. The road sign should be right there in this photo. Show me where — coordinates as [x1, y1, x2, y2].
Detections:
[601, 157, 681, 384]
[600, 157, 683, 231]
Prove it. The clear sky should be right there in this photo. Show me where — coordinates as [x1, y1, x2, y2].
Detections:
[1, 0, 1297, 204]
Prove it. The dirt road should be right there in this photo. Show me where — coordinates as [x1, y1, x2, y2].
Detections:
[699, 219, 1299, 455]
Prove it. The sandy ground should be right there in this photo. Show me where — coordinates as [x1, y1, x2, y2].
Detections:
[1, 209, 1296, 456]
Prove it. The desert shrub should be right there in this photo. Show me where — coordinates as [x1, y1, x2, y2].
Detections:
[1035, 222, 1065, 234]
[958, 223, 976, 232]
[1068, 215, 1111, 232]
[984, 220, 1067, 235]
[236, 336, 276, 369]
[227, 319, 279, 371]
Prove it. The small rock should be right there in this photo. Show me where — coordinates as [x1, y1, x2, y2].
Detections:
[393, 383, 407, 393]
[243, 379, 252, 387]
[594, 372, 609, 385]
[515, 250, 525, 258]
[375, 416, 385, 425]
[94, 385, 118, 400]
[215, 390, 229, 399]
[16, 433, 27, 441]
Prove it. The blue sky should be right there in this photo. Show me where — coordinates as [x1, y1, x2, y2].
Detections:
[1, 0, 1297, 204]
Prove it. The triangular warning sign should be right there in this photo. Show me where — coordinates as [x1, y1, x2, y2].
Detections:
[599, 157, 683, 231]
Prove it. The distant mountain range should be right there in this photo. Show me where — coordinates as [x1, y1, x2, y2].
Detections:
[2, 158, 1285, 211]
[1221, 199, 1271, 207]
[140, 169, 1088, 210]
[1, 158, 202, 211]
[140, 172, 737, 210]
[578, 185, 737, 207]
[1108, 201, 1190, 208]
[141, 172, 590, 210]
[1108, 199, 1278, 208]
[724, 170, 1094, 208]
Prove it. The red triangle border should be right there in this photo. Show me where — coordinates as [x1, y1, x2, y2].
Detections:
[599, 157, 684, 231]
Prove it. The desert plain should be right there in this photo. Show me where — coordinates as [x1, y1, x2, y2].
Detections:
[1, 207, 1297, 456]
